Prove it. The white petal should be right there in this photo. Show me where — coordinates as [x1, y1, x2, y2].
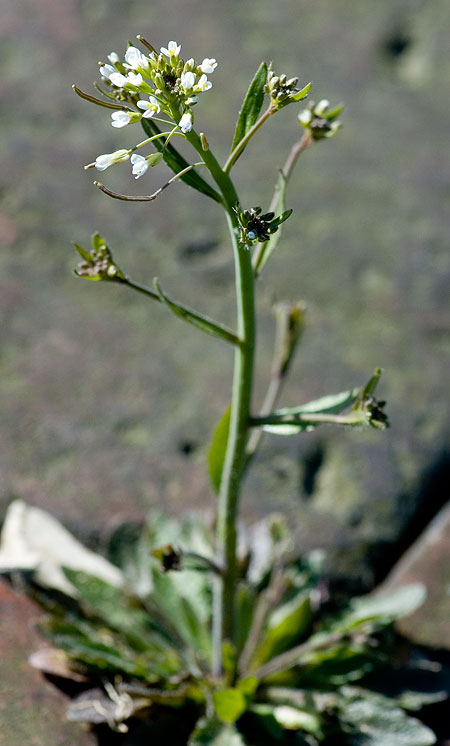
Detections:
[315, 99, 329, 115]
[148, 96, 160, 111]
[181, 71, 195, 90]
[109, 72, 128, 87]
[126, 72, 143, 86]
[108, 52, 119, 64]
[195, 74, 212, 92]
[124, 46, 149, 71]
[131, 154, 149, 178]
[298, 109, 312, 125]
[95, 154, 113, 170]
[200, 58, 217, 74]
[125, 46, 141, 66]
[111, 111, 130, 128]
[99, 64, 116, 79]
[179, 112, 193, 133]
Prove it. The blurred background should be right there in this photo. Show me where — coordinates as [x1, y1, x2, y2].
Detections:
[1, 0, 449, 634]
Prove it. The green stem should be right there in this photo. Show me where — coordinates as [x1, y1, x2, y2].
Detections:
[223, 106, 274, 174]
[252, 131, 312, 275]
[182, 123, 256, 677]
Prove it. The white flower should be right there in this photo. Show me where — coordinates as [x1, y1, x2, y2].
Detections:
[109, 71, 128, 87]
[107, 52, 120, 64]
[124, 46, 150, 71]
[126, 72, 144, 87]
[109, 71, 143, 88]
[94, 149, 130, 171]
[160, 40, 181, 58]
[137, 95, 160, 118]
[99, 64, 116, 80]
[179, 112, 193, 133]
[180, 71, 195, 90]
[200, 58, 217, 74]
[314, 99, 329, 116]
[130, 154, 149, 179]
[194, 74, 212, 92]
[111, 111, 132, 128]
[298, 109, 312, 125]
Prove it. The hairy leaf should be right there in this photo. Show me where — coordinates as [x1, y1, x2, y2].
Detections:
[335, 584, 427, 633]
[340, 688, 437, 746]
[261, 387, 360, 434]
[250, 593, 312, 669]
[230, 62, 268, 156]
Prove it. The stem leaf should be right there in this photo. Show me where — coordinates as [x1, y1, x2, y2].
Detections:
[258, 388, 361, 434]
[153, 279, 238, 345]
[208, 405, 231, 493]
[140, 118, 222, 203]
[273, 388, 360, 417]
[72, 242, 92, 263]
[249, 593, 312, 670]
[289, 81, 312, 103]
[229, 62, 268, 158]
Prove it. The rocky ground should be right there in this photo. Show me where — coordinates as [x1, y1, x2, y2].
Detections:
[0, 0, 449, 742]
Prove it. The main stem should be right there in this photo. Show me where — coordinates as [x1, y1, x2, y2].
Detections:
[183, 126, 256, 677]
[214, 214, 255, 676]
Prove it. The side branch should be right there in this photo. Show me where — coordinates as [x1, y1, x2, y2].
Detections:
[118, 277, 240, 346]
[94, 162, 206, 202]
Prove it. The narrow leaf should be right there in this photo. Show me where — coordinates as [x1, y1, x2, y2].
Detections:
[153, 280, 239, 345]
[289, 81, 312, 103]
[91, 232, 107, 251]
[72, 242, 92, 263]
[341, 689, 437, 746]
[275, 388, 360, 417]
[250, 594, 312, 669]
[230, 62, 267, 155]
[140, 117, 222, 203]
[208, 405, 231, 493]
[259, 387, 361, 435]
[362, 367, 382, 397]
[336, 584, 427, 632]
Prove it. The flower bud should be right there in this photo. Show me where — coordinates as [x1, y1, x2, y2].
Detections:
[154, 72, 166, 90]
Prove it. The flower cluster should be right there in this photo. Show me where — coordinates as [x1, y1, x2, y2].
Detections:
[234, 204, 293, 244]
[361, 395, 390, 430]
[73, 234, 124, 282]
[84, 39, 218, 179]
[298, 99, 343, 140]
[99, 40, 216, 129]
[265, 68, 312, 110]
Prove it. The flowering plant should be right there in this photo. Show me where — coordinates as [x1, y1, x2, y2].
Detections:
[6, 34, 443, 746]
